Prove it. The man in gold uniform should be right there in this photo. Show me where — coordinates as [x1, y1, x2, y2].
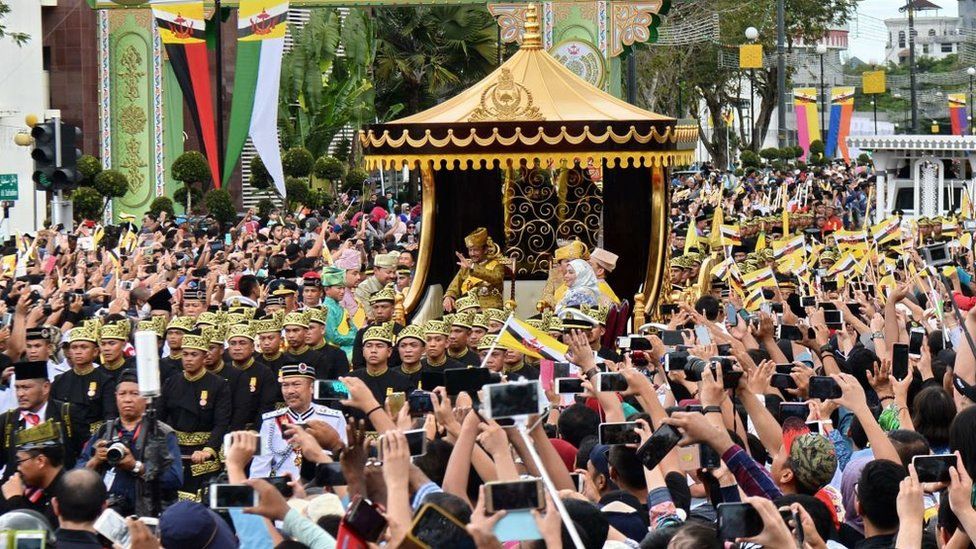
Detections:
[442, 228, 504, 312]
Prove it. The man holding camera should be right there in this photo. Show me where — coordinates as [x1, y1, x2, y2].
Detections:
[249, 363, 346, 481]
[78, 370, 183, 516]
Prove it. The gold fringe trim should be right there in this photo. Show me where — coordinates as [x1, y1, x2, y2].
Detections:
[190, 459, 222, 477]
[360, 124, 698, 149]
[363, 150, 696, 172]
[88, 420, 105, 436]
[175, 431, 211, 446]
[177, 490, 201, 502]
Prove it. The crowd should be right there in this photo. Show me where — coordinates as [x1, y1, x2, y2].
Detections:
[1, 161, 976, 549]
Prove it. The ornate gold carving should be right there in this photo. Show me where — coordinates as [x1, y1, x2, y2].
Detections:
[361, 125, 697, 150]
[363, 150, 697, 172]
[116, 43, 147, 191]
[119, 104, 146, 134]
[504, 163, 602, 276]
[121, 138, 147, 190]
[118, 45, 145, 101]
[467, 69, 544, 122]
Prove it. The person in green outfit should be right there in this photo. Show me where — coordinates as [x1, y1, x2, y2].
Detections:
[322, 267, 357, 360]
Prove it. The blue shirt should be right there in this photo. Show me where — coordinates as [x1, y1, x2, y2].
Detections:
[77, 420, 184, 503]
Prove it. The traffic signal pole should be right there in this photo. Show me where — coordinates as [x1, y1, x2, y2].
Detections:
[50, 114, 70, 231]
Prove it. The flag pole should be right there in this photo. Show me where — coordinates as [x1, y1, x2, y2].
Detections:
[478, 314, 513, 370]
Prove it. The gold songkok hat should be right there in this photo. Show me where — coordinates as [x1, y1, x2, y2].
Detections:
[306, 307, 327, 326]
[450, 311, 474, 330]
[424, 319, 450, 336]
[471, 312, 489, 330]
[99, 320, 130, 342]
[396, 324, 426, 345]
[166, 316, 196, 333]
[195, 311, 223, 327]
[225, 323, 256, 342]
[454, 292, 480, 313]
[369, 284, 397, 304]
[181, 330, 209, 352]
[138, 316, 167, 338]
[252, 317, 282, 334]
[203, 326, 226, 346]
[363, 322, 396, 345]
[68, 323, 100, 345]
[283, 311, 310, 329]
[555, 239, 589, 262]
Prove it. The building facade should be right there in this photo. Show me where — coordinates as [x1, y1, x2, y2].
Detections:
[885, 15, 963, 65]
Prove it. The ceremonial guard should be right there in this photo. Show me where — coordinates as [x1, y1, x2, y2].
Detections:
[445, 312, 481, 367]
[348, 323, 413, 423]
[281, 312, 331, 377]
[351, 286, 403, 370]
[268, 279, 300, 313]
[420, 320, 463, 372]
[255, 315, 289, 380]
[157, 330, 231, 501]
[305, 308, 350, 380]
[0, 361, 82, 480]
[98, 320, 135, 384]
[225, 323, 277, 431]
[442, 228, 504, 312]
[322, 267, 357, 359]
[249, 363, 346, 481]
[160, 316, 196, 376]
[301, 272, 324, 309]
[395, 325, 426, 388]
[50, 325, 117, 437]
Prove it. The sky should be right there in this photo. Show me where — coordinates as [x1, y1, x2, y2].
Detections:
[848, 0, 959, 61]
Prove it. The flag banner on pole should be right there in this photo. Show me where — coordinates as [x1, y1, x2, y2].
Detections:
[223, 0, 288, 197]
[827, 252, 858, 277]
[871, 217, 902, 244]
[826, 87, 855, 162]
[719, 225, 741, 246]
[772, 234, 804, 260]
[793, 88, 820, 161]
[151, 1, 222, 187]
[949, 94, 968, 136]
[832, 229, 867, 246]
[744, 288, 764, 312]
[710, 256, 735, 281]
[498, 315, 569, 363]
[778, 250, 808, 278]
[742, 266, 777, 291]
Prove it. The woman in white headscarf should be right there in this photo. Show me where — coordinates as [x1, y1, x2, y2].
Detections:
[555, 258, 608, 315]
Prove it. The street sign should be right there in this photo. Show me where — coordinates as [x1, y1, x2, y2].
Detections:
[0, 174, 18, 201]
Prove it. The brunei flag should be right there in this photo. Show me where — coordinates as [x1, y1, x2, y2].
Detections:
[223, 0, 288, 197]
[742, 266, 777, 291]
[827, 252, 858, 277]
[710, 256, 735, 281]
[778, 250, 808, 277]
[772, 234, 804, 260]
[152, 1, 221, 186]
[497, 315, 569, 363]
[744, 288, 765, 312]
[719, 225, 741, 246]
[871, 217, 902, 245]
[833, 229, 867, 247]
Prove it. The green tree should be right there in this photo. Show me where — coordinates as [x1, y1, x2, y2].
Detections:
[92, 170, 129, 216]
[278, 8, 376, 158]
[0, 2, 28, 45]
[373, 5, 497, 118]
[172, 151, 212, 212]
[77, 155, 102, 185]
[282, 147, 314, 178]
[71, 187, 103, 222]
[285, 177, 310, 211]
[149, 196, 176, 218]
[204, 189, 237, 227]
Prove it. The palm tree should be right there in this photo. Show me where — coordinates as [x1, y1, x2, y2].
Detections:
[373, 5, 498, 117]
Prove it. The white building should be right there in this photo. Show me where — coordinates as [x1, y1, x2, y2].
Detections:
[0, 0, 49, 235]
[884, 15, 963, 65]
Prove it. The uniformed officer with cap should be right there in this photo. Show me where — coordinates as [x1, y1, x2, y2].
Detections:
[248, 363, 346, 481]
[180, 281, 208, 318]
[268, 279, 300, 313]
[300, 272, 324, 309]
[51, 324, 117, 437]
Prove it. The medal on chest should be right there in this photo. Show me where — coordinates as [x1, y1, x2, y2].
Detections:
[199, 390, 208, 407]
[249, 377, 257, 393]
[87, 381, 97, 398]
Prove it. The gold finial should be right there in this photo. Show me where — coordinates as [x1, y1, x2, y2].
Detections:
[633, 293, 646, 326]
[522, 3, 541, 50]
[394, 291, 406, 326]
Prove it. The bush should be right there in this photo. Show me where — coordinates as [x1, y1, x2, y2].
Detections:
[77, 155, 102, 184]
[285, 177, 310, 209]
[257, 198, 275, 218]
[313, 155, 345, 181]
[857, 153, 872, 166]
[250, 155, 272, 191]
[204, 188, 237, 226]
[809, 140, 825, 155]
[93, 169, 129, 198]
[71, 187, 103, 222]
[333, 137, 351, 162]
[734, 168, 744, 177]
[149, 196, 175, 217]
[759, 148, 780, 162]
[344, 167, 370, 192]
[172, 151, 212, 185]
[174, 185, 203, 211]
[282, 147, 314, 178]
[305, 188, 335, 211]
[796, 161, 807, 171]
[740, 150, 760, 169]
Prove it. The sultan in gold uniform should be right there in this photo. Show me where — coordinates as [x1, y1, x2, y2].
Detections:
[443, 228, 505, 311]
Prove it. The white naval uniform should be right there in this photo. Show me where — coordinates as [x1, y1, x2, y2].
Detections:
[248, 403, 347, 480]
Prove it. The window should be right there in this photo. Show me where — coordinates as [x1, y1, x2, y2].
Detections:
[922, 44, 929, 54]
[929, 29, 937, 37]
[899, 30, 906, 47]
[942, 42, 954, 53]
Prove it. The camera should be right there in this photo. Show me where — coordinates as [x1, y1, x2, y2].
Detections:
[105, 437, 129, 466]
[684, 356, 735, 382]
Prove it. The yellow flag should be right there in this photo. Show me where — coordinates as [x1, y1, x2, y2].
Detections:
[963, 191, 973, 219]
[755, 231, 767, 251]
[710, 206, 725, 248]
[684, 220, 699, 255]
[782, 208, 790, 236]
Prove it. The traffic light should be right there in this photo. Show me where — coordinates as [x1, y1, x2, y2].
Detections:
[30, 120, 82, 192]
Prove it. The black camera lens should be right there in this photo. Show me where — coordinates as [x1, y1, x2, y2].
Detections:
[106, 441, 127, 466]
[684, 357, 708, 381]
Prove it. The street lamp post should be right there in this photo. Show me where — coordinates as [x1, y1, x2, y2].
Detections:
[816, 43, 828, 144]
[872, 99, 878, 135]
[745, 27, 759, 148]
[968, 67, 975, 136]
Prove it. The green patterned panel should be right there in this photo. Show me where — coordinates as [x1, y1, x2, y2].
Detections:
[109, 14, 154, 220]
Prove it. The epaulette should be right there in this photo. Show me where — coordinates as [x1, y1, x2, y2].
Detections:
[261, 408, 289, 420]
[313, 404, 343, 417]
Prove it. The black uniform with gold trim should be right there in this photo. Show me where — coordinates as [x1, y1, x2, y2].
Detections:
[309, 341, 351, 380]
[0, 362, 84, 481]
[50, 366, 116, 438]
[157, 333, 232, 501]
[229, 357, 278, 431]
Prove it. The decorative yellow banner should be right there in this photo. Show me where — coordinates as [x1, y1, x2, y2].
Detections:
[862, 71, 886, 95]
[238, 0, 289, 41]
[152, 2, 206, 45]
[739, 44, 763, 70]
